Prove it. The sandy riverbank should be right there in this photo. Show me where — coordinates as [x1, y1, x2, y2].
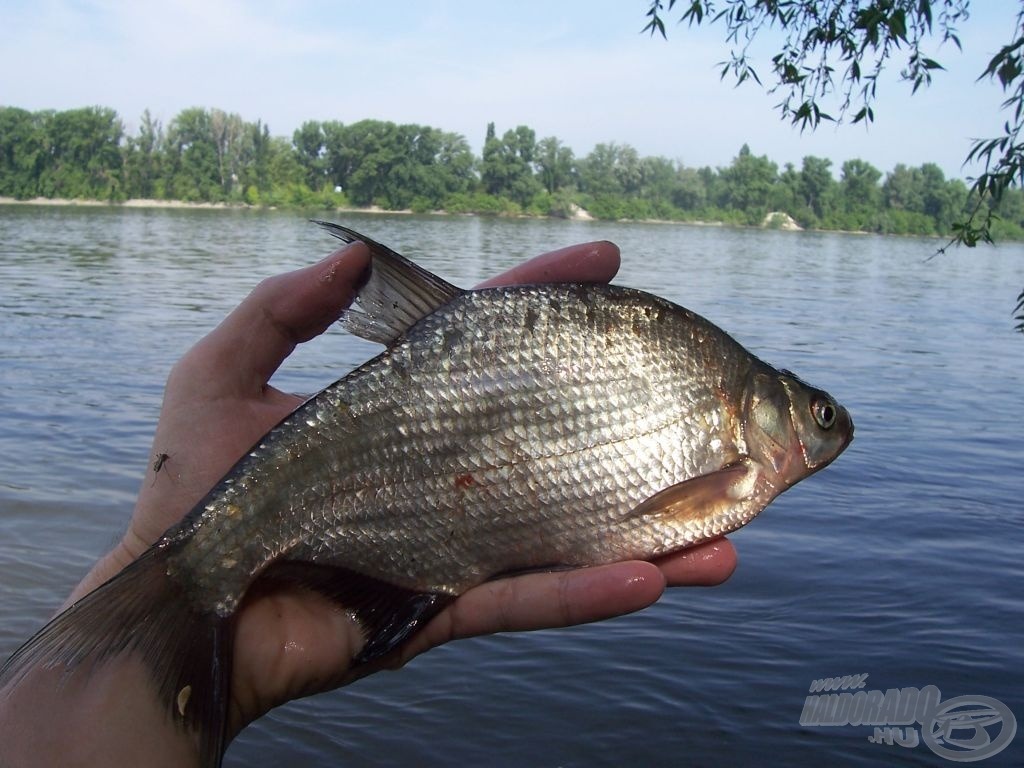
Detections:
[0, 197, 613, 222]
[0, 197, 425, 214]
[0, 196, 251, 209]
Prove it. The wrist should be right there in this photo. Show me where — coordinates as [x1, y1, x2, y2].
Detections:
[0, 660, 199, 767]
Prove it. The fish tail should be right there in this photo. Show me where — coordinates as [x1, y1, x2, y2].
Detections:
[0, 544, 234, 768]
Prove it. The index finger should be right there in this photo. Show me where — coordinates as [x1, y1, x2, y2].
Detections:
[475, 241, 620, 288]
[181, 243, 371, 396]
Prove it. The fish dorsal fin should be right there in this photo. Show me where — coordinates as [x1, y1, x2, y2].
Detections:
[315, 221, 463, 345]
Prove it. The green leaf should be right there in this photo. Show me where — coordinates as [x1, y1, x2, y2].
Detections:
[888, 9, 908, 42]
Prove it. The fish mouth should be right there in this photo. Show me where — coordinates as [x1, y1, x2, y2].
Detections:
[841, 406, 855, 443]
[804, 403, 854, 474]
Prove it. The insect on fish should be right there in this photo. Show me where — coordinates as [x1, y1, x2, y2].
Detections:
[0, 223, 853, 766]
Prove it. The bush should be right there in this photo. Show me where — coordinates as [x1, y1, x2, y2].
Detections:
[441, 192, 520, 216]
[409, 197, 435, 214]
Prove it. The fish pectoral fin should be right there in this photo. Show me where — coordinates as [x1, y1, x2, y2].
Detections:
[627, 460, 756, 522]
[256, 561, 455, 665]
[314, 221, 464, 345]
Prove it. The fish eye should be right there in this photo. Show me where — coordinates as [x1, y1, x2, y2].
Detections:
[812, 398, 837, 430]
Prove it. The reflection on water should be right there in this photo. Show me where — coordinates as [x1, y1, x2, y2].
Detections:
[0, 206, 1022, 767]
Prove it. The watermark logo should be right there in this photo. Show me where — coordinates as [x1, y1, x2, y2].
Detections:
[800, 674, 1016, 762]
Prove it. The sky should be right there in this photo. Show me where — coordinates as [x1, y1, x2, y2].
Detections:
[0, 0, 1017, 181]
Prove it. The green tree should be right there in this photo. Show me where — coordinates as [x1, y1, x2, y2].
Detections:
[577, 142, 625, 197]
[535, 136, 576, 194]
[292, 120, 327, 191]
[799, 156, 837, 221]
[122, 109, 163, 199]
[261, 135, 315, 207]
[238, 120, 272, 201]
[614, 145, 643, 196]
[989, 188, 1024, 238]
[697, 166, 725, 212]
[718, 144, 779, 223]
[637, 156, 677, 202]
[481, 123, 542, 207]
[839, 159, 881, 217]
[880, 163, 935, 233]
[776, 162, 802, 215]
[209, 109, 247, 197]
[767, 162, 800, 218]
[162, 107, 262, 202]
[321, 120, 473, 209]
[643, 0, 1024, 329]
[883, 164, 926, 213]
[339, 120, 404, 206]
[38, 106, 124, 200]
[163, 108, 222, 201]
[672, 165, 707, 211]
[480, 121, 500, 193]
[0, 107, 46, 198]
[321, 120, 354, 192]
[918, 162, 968, 232]
[433, 130, 475, 202]
[881, 162, 969, 233]
[6, 100, 1017, 247]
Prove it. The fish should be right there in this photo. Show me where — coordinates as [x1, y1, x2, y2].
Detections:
[0, 222, 853, 766]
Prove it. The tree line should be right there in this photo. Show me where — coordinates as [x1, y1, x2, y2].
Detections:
[2, 105, 1022, 239]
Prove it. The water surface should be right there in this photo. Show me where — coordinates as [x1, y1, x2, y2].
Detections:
[0, 206, 1021, 766]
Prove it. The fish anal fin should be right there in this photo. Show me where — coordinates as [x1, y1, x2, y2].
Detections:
[257, 561, 454, 665]
[313, 221, 463, 345]
[0, 544, 233, 768]
[628, 460, 757, 522]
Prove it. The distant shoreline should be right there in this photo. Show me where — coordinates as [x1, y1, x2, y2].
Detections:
[0, 196, 954, 239]
[0, 196, 731, 229]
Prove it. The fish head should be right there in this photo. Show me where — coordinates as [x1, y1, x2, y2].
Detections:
[743, 367, 854, 488]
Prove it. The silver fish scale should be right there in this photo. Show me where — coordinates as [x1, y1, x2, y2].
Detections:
[180, 283, 755, 607]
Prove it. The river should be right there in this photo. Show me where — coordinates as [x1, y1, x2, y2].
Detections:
[0, 205, 1021, 766]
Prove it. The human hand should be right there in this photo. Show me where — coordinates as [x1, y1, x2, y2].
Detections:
[63, 238, 737, 749]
